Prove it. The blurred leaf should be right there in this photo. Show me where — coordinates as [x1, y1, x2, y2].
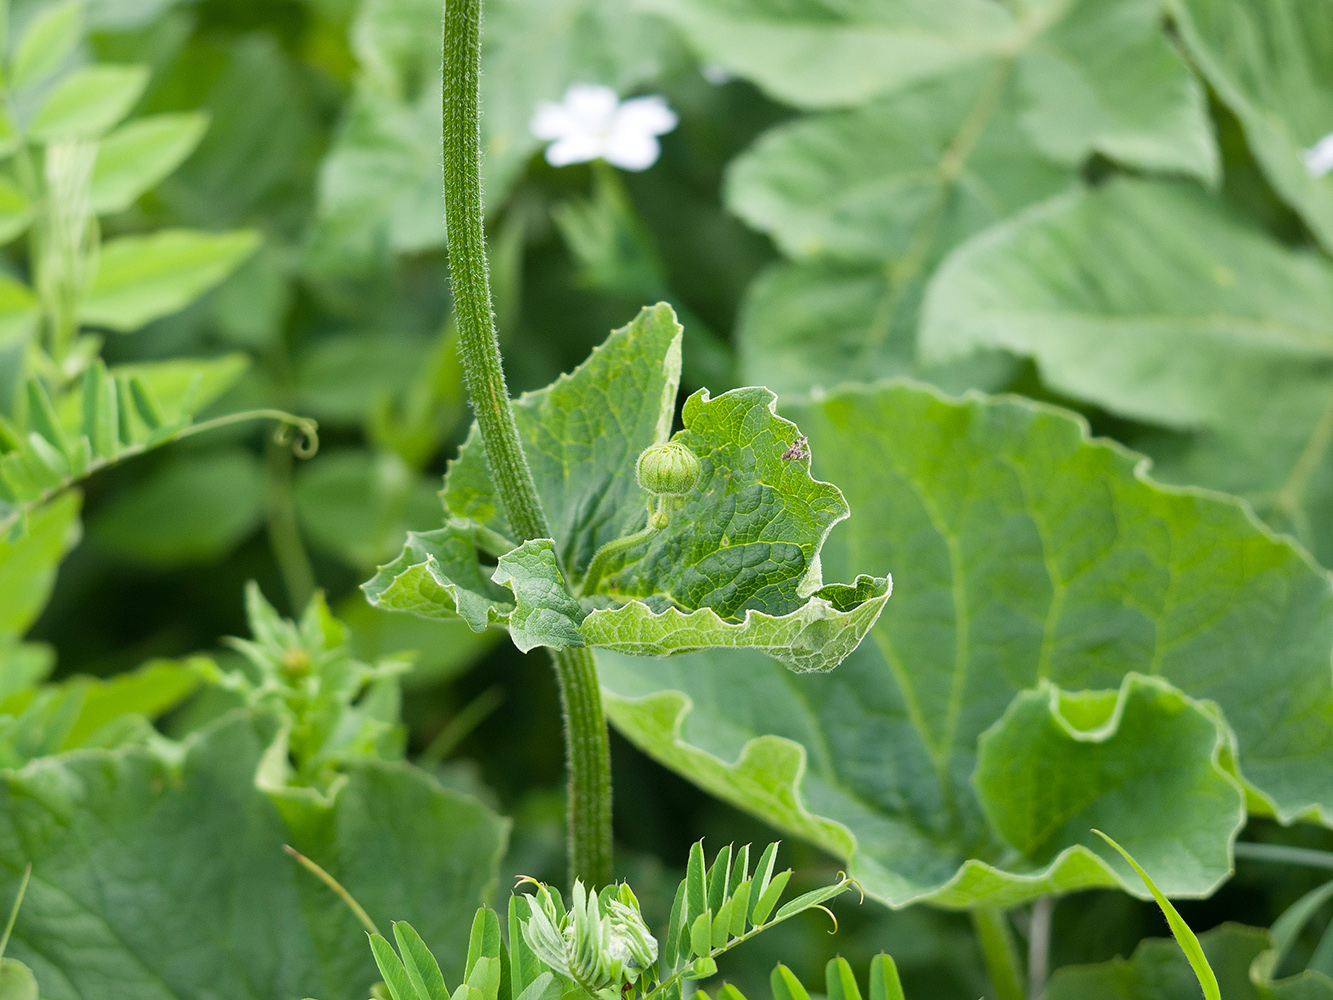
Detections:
[727, 70, 1074, 267]
[0, 492, 79, 640]
[735, 260, 1016, 398]
[89, 111, 209, 214]
[293, 333, 425, 426]
[0, 177, 34, 245]
[1046, 922, 1333, 999]
[1171, 0, 1333, 253]
[294, 449, 442, 570]
[109, 353, 249, 416]
[82, 228, 261, 331]
[9, 0, 82, 91]
[0, 711, 509, 1000]
[338, 592, 500, 689]
[921, 178, 1333, 430]
[311, 0, 678, 266]
[0, 959, 37, 1000]
[89, 448, 264, 565]
[0, 272, 38, 344]
[919, 177, 1333, 565]
[651, 0, 1216, 184]
[30, 64, 150, 140]
[600, 382, 1333, 907]
[0, 658, 203, 760]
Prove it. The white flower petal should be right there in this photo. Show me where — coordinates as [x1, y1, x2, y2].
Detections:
[545, 133, 605, 167]
[531, 102, 574, 141]
[602, 129, 661, 171]
[1305, 131, 1333, 178]
[562, 83, 620, 128]
[617, 96, 678, 137]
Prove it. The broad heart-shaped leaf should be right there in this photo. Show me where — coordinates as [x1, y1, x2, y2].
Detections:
[650, 0, 1215, 180]
[1170, 0, 1333, 255]
[1045, 922, 1333, 1000]
[917, 177, 1333, 566]
[597, 382, 1333, 908]
[0, 710, 508, 1000]
[366, 304, 890, 671]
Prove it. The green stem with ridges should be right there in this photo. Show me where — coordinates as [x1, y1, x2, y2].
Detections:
[442, 0, 613, 887]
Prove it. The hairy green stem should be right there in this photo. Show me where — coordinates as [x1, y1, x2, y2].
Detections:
[442, 0, 613, 886]
[553, 646, 614, 887]
[972, 908, 1025, 1000]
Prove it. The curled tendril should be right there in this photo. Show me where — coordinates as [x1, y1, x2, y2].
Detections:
[813, 903, 839, 934]
[274, 417, 320, 458]
[836, 872, 866, 904]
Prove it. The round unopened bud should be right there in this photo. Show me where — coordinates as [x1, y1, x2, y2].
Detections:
[636, 442, 700, 497]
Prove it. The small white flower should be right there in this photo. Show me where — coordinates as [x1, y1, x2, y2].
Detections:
[1304, 131, 1333, 177]
[531, 84, 677, 171]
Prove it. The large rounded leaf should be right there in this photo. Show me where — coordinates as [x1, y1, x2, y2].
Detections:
[600, 382, 1333, 908]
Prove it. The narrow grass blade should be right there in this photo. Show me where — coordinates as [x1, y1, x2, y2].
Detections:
[1093, 830, 1220, 1000]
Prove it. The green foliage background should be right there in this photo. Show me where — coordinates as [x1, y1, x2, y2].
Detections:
[4, 0, 1333, 998]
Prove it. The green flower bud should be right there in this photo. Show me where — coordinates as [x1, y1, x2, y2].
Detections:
[519, 877, 659, 992]
[636, 442, 700, 497]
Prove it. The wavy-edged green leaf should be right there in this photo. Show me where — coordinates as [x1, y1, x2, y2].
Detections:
[1170, 0, 1333, 254]
[89, 112, 210, 214]
[441, 302, 682, 575]
[29, 64, 149, 140]
[82, 228, 261, 331]
[586, 384, 848, 614]
[651, 0, 1214, 182]
[364, 522, 517, 631]
[0, 711, 508, 1000]
[599, 382, 1333, 908]
[492, 538, 586, 653]
[581, 574, 889, 674]
[373, 305, 889, 668]
[979, 677, 1242, 895]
